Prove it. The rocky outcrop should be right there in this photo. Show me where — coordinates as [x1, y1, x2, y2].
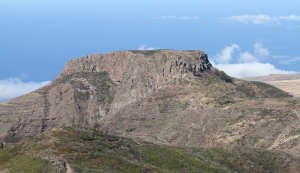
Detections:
[59, 50, 212, 81]
[0, 50, 212, 141]
[58, 50, 212, 114]
[1, 49, 299, 159]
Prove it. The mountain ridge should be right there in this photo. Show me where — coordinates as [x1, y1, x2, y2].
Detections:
[0, 50, 214, 141]
[1, 50, 300, 172]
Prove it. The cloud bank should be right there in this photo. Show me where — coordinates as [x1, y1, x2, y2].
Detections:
[226, 14, 300, 24]
[138, 45, 156, 50]
[214, 43, 295, 78]
[0, 78, 50, 101]
[215, 62, 291, 78]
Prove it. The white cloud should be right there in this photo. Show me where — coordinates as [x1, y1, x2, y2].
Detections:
[155, 16, 200, 20]
[0, 78, 50, 101]
[138, 45, 156, 50]
[227, 14, 272, 24]
[254, 42, 270, 56]
[239, 51, 258, 63]
[278, 15, 300, 21]
[215, 62, 294, 78]
[226, 14, 300, 24]
[216, 44, 240, 63]
[214, 43, 296, 78]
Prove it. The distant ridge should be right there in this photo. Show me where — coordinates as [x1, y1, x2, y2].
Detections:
[246, 73, 300, 97]
[246, 73, 300, 81]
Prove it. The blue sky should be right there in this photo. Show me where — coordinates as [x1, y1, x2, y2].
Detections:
[1, 0, 300, 100]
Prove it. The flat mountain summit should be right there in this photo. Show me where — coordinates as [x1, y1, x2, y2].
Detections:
[1, 50, 300, 172]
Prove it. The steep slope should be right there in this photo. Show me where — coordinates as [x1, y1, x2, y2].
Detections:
[0, 50, 299, 160]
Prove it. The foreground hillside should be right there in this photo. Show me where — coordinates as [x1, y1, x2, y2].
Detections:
[246, 74, 300, 97]
[0, 50, 300, 172]
[1, 127, 300, 173]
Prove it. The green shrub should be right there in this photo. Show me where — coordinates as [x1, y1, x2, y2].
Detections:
[214, 70, 233, 83]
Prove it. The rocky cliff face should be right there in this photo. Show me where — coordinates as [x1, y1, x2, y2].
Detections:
[1, 50, 300, 160]
[59, 50, 212, 80]
[0, 50, 212, 141]
[58, 50, 212, 115]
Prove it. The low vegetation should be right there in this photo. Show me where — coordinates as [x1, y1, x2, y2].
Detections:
[0, 145, 51, 173]
[213, 70, 233, 83]
[50, 127, 299, 173]
[1, 127, 299, 173]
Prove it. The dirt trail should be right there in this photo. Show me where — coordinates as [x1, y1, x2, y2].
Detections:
[65, 162, 73, 173]
[0, 169, 9, 173]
